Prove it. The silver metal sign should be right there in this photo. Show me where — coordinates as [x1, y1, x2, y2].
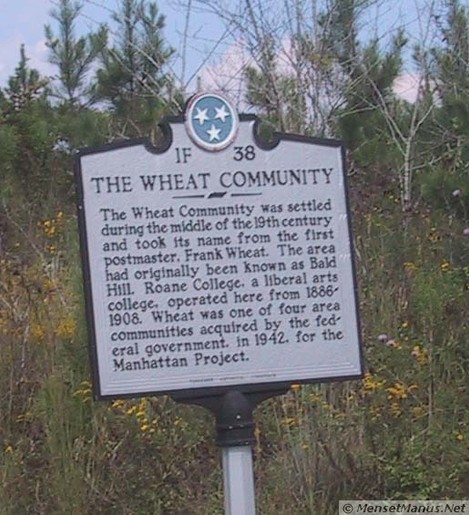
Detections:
[75, 92, 363, 399]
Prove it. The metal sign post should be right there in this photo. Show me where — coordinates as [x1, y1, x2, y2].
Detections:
[222, 446, 255, 515]
[172, 388, 288, 515]
[74, 91, 363, 514]
[216, 391, 257, 515]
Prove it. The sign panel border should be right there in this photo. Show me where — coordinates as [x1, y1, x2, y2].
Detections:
[74, 113, 364, 401]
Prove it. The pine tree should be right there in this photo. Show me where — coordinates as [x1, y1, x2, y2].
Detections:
[320, 0, 421, 208]
[244, 37, 299, 133]
[2, 45, 48, 112]
[337, 30, 407, 168]
[94, 0, 178, 137]
[429, 0, 469, 169]
[432, 0, 469, 100]
[0, 46, 53, 204]
[45, 0, 105, 108]
[419, 0, 469, 218]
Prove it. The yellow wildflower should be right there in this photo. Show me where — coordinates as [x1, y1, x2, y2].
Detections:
[386, 382, 407, 400]
[411, 345, 428, 365]
[56, 318, 76, 339]
[31, 324, 46, 342]
[363, 372, 386, 392]
[390, 401, 402, 417]
[284, 417, 298, 427]
[440, 260, 450, 272]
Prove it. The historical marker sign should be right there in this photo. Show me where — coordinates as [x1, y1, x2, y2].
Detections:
[75, 93, 363, 399]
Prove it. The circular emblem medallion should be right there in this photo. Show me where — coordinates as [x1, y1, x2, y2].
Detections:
[185, 92, 239, 151]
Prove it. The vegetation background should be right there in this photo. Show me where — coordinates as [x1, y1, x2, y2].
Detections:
[1, 0, 468, 513]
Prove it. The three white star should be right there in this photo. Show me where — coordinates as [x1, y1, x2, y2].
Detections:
[192, 102, 233, 143]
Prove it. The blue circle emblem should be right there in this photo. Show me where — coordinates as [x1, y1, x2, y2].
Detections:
[185, 92, 239, 151]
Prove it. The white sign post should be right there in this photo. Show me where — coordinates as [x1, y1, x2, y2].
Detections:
[223, 445, 256, 515]
[75, 92, 363, 514]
